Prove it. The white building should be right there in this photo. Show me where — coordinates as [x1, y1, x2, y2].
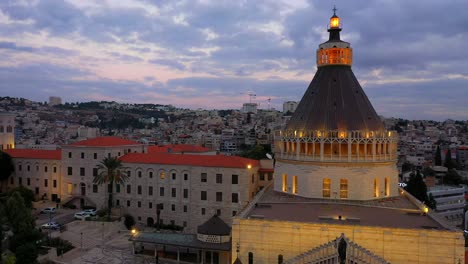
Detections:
[282, 101, 298, 114]
[6, 136, 271, 233]
[241, 103, 257, 114]
[48, 96, 62, 106]
[428, 185, 465, 225]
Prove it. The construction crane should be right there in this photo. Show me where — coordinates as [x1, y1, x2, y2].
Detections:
[240, 92, 257, 103]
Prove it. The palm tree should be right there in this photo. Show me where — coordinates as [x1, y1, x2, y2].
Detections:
[94, 157, 129, 221]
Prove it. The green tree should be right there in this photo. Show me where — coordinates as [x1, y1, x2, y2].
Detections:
[15, 243, 38, 264]
[94, 157, 129, 221]
[5, 192, 35, 234]
[445, 169, 462, 185]
[240, 145, 270, 160]
[427, 193, 437, 210]
[444, 149, 458, 169]
[405, 170, 428, 203]
[8, 186, 35, 208]
[434, 145, 442, 166]
[0, 151, 14, 193]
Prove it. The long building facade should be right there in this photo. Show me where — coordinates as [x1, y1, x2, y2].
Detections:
[6, 136, 270, 233]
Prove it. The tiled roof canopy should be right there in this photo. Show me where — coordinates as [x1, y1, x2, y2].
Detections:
[286, 65, 384, 132]
[197, 215, 231, 236]
[68, 136, 140, 147]
[5, 149, 61, 160]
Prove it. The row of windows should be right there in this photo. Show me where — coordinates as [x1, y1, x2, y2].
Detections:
[68, 149, 136, 159]
[91, 184, 240, 203]
[116, 200, 237, 217]
[13, 177, 57, 188]
[67, 166, 241, 185]
[0, 125, 13, 133]
[282, 174, 298, 194]
[18, 164, 57, 173]
[247, 253, 283, 264]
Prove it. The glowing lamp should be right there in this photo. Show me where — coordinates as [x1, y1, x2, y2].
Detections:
[247, 164, 252, 169]
[423, 207, 429, 214]
[330, 15, 340, 28]
[131, 229, 137, 235]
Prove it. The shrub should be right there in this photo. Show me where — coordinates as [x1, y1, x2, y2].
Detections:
[123, 214, 135, 230]
[62, 203, 76, 209]
[97, 208, 107, 218]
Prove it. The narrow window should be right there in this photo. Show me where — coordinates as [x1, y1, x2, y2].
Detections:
[53, 180, 57, 188]
[160, 171, 165, 179]
[183, 205, 187, 212]
[171, 204, 175, 211]
[201, 191, 207, 200]
[93, 168, 98, 177]
[201, 208, 206, 215]
[183, 189, 188, 199]
[27, 178, 30, 186]
[18, 165, 22, 171]
[138, 171, 142, 178]
[292, 175, 298, 194]
[80, 167, 85, 176]
[282, 174, 288, 192]
[138, 185, 142, 195]
[374, 178, 379, 198]
[44, 179, 48, 187]
[216, 192, 222, 202]
[171, 188, 176, 197]
[323, 178, 331, 198]
[68, 152, 72, 158]
[216, 174, 222, 184]
[44, 166, 48, 173]
[67, 167, 72, 176]
[81, 152, 84, 159]
[232, 174, 238, 184]
[53, 167, 57, 173]
[127, 185, 131, 194]
[148, 186, 153, 196]
[340, 179, 348, 199]
[138, 201, 141, 208]
[93, 153, 97, 159]
[93, 185, 98, 193]
[385, 177, 390, 196]
[184, 173, 188, 181]
[172, 173, 176, 180]
[116, 184, 120, 193]
[278, 255, 284, 264]
[248, 252, 253, 264]
[160, 187, 165, 196]
[232, 193, 239, 203]
[149, 171, 153, 178]
[201, 173, 207, 183]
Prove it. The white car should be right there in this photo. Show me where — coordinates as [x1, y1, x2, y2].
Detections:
[41, 222, 60, 230]
[74, 212, 91, 220]
[40, 207, 57, 214]
[82, 209, 97, 216]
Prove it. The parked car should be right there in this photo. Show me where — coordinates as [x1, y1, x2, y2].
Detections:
[83, 209, 97, 216]
[40, 207, 57, 214]
[74, 212, 91, 220]
[41, 222, 60, 230]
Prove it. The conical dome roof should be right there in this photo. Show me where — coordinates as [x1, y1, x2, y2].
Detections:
[286, 65, 384, 132]
[197, 215, 231, 236]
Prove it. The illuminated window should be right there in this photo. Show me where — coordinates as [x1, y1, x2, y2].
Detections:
[323, 178, 331, 198]
[67, 183, 73, 195]
[374, 178, 379, 198]
[160, 171, 165, 179]
[292, 176, 298, 194]
[385, 177, 389, 196]
[282, 174, 288, 192]
[340, 179, 348, 199]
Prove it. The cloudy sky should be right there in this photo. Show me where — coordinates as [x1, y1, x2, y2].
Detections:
[0, 0, 467, 120]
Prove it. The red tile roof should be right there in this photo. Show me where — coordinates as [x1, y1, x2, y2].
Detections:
[120, 153, 259, 169]
[68, 136, 140, 147]
[4, 149, 61, 160]
[148, 144, 211, 154]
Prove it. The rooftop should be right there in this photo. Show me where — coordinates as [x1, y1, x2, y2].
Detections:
[67, 136, 141, 147]
[120, 153, 259, 169]
[129, 232, 231, 251]
[243, 186, 448, 230]
[148, 144, 211, 154]
[4, 149, 61, 160]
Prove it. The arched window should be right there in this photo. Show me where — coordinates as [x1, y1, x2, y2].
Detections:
[160, 171, 166, 179]
[292, 176, 298, 194]
[340, 179, 348, 199]
[282, 174, 288, 192]
[323, 178, 331, 198]
[385, 177, 389, 196]
[248, 252, 253, 264]
[374, 178, 379, 198]
[278, 254, 283, 264]
[6, 126, 12, 133]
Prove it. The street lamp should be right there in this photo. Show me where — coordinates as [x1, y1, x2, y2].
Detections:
[80, 232, 83, 250]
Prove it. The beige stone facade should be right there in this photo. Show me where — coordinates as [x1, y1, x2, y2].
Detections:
[274, 161, 399, 200]
[232, 218, 464, 264]
[7, 138, 268, 234]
